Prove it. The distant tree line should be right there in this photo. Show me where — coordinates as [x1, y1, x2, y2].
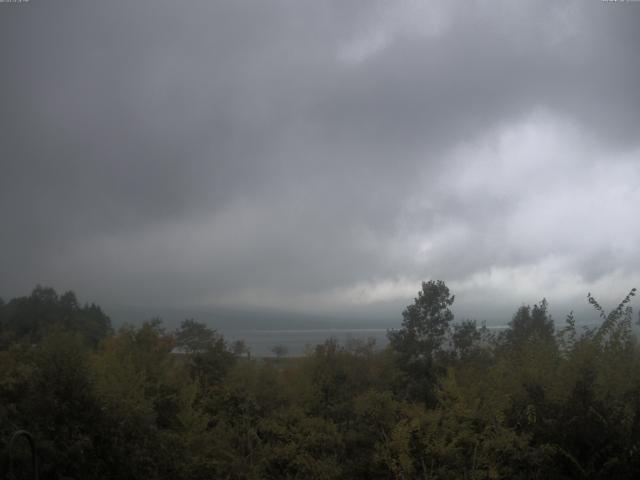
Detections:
[1, 282, 640, 479]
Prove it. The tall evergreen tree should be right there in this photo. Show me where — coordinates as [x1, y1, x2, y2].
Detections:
[388, 280, 455, 403]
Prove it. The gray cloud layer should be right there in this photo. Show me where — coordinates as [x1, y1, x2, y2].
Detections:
[1, 1, 639, 322]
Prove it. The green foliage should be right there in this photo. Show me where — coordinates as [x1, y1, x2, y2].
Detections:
[452, 319, 484, 360]
[175, 318, 217, 353]
[174, 318, 237, 393]
[0, 286, 112, 348]
[501, 298, 555, 349]
[388, 280, 455, 360]
[271, 344, 289, 359]
[231, 339, 251, 358]
[388, 280, 455, 404]
[2, 283, 640, 479]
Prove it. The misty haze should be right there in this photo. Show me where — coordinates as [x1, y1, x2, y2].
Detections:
[1, 1, 640, 479]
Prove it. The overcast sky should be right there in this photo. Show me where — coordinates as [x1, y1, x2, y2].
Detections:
[1, 1, 639, 324]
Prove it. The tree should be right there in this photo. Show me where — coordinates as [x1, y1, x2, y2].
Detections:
[271, 344, 288, 359]
[0, 286, 111, 348]
[388, 280, 455, 361]
[23, 331, 103, 478]
[452, 320, 482, 360]
[387, 280, 455, 404]
[502, 299, 554, 348]
[231, 339, 251, 359]
[175, 318, 218, 353]
[174, 319, 236, 390]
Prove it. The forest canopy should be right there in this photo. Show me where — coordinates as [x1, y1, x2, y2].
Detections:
[1, 282, 640, 479]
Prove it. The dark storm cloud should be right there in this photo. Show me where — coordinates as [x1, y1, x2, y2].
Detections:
[1, 1, 639, 320]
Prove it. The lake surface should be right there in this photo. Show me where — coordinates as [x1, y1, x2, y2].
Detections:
[224, 328, 391, 357]
[223, 325, 511, 357]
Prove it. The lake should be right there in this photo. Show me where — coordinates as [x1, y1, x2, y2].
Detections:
[224, 328, 391, 357]
[223, 325, 511, 357]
